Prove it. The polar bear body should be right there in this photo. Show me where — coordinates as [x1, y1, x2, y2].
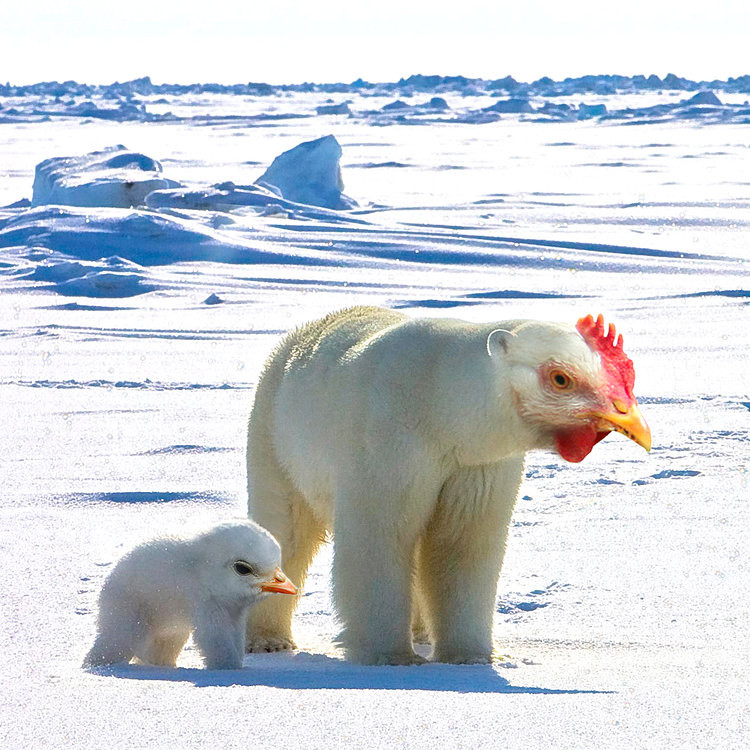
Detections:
[84, 521, 289, 670]
[246, 306, 590, 664]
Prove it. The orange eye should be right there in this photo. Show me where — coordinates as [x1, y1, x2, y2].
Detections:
[549, 369, 574, 390]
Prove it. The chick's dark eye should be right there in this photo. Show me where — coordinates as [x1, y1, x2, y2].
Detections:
[550, 369, 573, 390]
[233, 561, 255, 576]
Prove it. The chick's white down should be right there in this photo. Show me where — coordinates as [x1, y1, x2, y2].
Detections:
[84, 521, 295, 670]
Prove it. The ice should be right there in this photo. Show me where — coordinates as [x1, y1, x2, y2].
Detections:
[316, 102, 351, 115]
[31, 146, 178, 208]
[425, 96, 450, 111]
[5, 72, 744, 101]
[3, 76, 748, 132]
[382, 99, 411, 111]
[484, 98, 534, 113]
[256, 134, 358, 210]
[682, 90, 723, 106]
[379, 97, 451, 115]
[577, 102, 607, 119]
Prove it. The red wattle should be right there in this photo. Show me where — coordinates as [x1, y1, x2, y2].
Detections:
[554, 426, 609, 463]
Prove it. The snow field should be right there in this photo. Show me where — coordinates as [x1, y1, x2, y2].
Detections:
[1, 83, 749, 748]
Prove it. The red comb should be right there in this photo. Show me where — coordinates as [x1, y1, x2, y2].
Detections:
[576, 314, 635, 396]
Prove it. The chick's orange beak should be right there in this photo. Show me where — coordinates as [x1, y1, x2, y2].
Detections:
[594, 400, 652, 452]
[260, 568, 297, 595]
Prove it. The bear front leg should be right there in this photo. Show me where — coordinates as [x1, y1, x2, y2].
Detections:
[332, 473, 441, 666]
[418, 457, 524, 664]
[193, 605, 246, 670]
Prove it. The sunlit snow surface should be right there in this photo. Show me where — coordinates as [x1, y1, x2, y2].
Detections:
[1, 87, 749, 750]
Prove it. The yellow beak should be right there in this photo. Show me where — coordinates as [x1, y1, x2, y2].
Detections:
[594, 401, 652, 452]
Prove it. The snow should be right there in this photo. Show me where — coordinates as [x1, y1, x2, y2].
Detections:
[1, 78, 749, 749]
[22, 256, 157, 298]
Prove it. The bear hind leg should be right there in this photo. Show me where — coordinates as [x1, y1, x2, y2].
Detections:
[82, 606, 145, 668]
[247, 485, 328, 653]
[140, 630, 190, 667]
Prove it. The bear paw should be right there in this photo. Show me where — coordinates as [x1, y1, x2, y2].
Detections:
[431, 649, 492, 665]
[411, 624, 431, 645]
[246, 634, 296, 653]
[355, 650, 428, 666]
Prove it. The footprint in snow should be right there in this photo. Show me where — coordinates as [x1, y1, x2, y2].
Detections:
[497, 582, 570, 617]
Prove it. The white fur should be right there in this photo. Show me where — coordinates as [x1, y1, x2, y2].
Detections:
[83, 521, 286, 670]
[246, 306, 607, 665]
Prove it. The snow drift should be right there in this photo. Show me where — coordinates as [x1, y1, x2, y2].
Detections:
[27, 138, 361, 216]
[0, 206, 318, 267]
[31, 146, 178, 209]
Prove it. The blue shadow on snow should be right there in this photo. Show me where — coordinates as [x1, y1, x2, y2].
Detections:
[95, 651, 614, 695]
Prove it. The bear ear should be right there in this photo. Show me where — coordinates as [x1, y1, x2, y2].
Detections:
[485, 328, 516, 357]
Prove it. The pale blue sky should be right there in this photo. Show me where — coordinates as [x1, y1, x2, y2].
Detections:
[2, 0, 747, 84]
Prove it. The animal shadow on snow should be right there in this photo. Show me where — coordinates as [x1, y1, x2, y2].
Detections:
[100, 652, 612, 695]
